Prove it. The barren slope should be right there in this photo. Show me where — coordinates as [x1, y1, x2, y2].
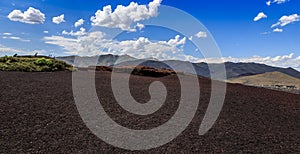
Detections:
[228, 71, 300, 88]
[0, 71, 299, 153]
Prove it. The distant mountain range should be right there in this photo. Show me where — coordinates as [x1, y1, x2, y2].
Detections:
[56, 54, 300, 79]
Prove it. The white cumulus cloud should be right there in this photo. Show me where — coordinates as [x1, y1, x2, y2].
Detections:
[197, 53, 300, 71]
[254, 12, 267, 21]
[267, 0, 289, 6]
[271, 14, 300, 28]
[2, 33, 12, 36]
[273, 28, 283, 32]
[43, 30, 197, 61]
[44, 36, 80, 54]
[74, 19, 84, 27]
[7, 7, 45, 24]
[273, 0, 289, 4]
[52, 14, 65, 24]
[90, 0, 162, 31]
[62, 27, 86, 36]
[135, 23, 145, 30]
[195, 31, 207, 38]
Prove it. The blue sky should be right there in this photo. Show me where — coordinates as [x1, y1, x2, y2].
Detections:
[0, 0, 299, 69]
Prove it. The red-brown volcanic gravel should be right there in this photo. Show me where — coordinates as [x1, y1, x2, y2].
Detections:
[0, 71, 299, 153]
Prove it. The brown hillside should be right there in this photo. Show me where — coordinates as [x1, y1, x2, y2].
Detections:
[228, 71, 300, 88]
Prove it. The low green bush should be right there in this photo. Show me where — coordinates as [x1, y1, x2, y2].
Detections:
[34, 58, 54, 66]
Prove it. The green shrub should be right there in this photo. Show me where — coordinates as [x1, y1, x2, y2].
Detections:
[34, 58, 47, 66]
[0, 56, 18, 63]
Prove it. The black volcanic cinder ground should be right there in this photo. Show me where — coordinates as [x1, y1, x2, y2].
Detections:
[0, 71, 299, 153]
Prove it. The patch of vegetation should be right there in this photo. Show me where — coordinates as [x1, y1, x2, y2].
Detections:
[0, 56, 73, 72]
[91, 66, 176, 77]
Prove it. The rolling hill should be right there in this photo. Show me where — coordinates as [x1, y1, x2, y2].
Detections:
[0, 56, 73, 72]
[228, 71, 300, 88]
